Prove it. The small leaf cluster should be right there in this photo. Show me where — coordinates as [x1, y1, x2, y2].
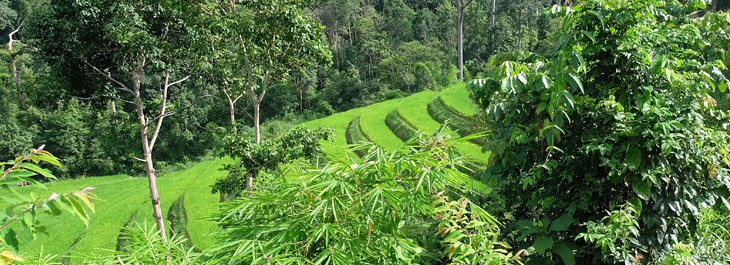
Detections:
[510, 213, 577, 265]
[470, 0, 730, 262]
[0, 146, 96, 264]
[432, 192, 519, 265]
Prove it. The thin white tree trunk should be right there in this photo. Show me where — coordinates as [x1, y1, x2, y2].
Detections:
[456, 0, 465, 80]
[253, 100, 261, 143]
[132, 70, 167, 241]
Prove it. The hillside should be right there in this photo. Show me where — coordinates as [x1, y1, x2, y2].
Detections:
[15, 84, 487, 262]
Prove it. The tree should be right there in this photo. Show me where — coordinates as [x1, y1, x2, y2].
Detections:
[199, 0, 331, 142]
[470, 0, 730, 262]
[2, 0, 42, 108]
[456, 0, 473, 80]
[31, 0, 197, 240]
[213, 127, 332, 199]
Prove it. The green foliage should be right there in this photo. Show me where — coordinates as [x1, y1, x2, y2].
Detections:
[385, 110, 419, 141]
[511, 213, 578, 265]
[213, 127, 333, 197]
[84, 222, 200, 265]
[0, 146, 96, 264]
[206, 133, 510, 264]
[470, 0, 730, 262]
[345, 116, 370, 157]
[427, 96, 484, 144]
[578, 203, 641, 264]
[433, 193, 519, 264]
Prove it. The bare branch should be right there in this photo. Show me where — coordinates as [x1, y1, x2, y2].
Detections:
[81, 60, 134, 95]
[148, 73, 190, 150]
[7, 20, 24, 52]
[166, 75, 191, 88]
[131, 157, 147, 163]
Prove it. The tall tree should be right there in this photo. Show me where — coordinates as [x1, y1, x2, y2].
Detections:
[31, 0, 196, 240]
[456, 0, 473, 80]
[199, 0, 331, 142]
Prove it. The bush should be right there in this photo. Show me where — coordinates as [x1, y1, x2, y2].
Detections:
[206, 133, 518, 264]
[470, 1, 730, 263]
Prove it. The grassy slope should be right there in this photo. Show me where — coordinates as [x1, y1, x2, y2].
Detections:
[11, 83, 484, 261]
[15, 159, 228, 261]
[440, 84, 477, 116]
[393, 90, 487, 162]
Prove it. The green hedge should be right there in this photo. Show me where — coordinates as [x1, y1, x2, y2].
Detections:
[385, 110, 419, 141]
[346, 115, 371, 157]
[427, 97, 487, 145]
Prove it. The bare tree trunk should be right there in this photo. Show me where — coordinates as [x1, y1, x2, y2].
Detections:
[712, 0, 718, 11]
[490, 0, 496, 54]
[456, 0, 472, 81]
[81, 59, 188, 242]
[246, 171, 254, 197]
[224, 90, 238, 135]
[299, 89, 304, 113]
[457, 0, 465, 80]
[132, 70, 167, 241]
[111, 100, 117, 115]
[253, 100, 261, 143]
[8, 23, 26, 107]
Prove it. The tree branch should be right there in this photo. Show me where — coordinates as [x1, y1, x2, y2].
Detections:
[7, 20, 24, 52]
[81, 60, 135, 95]
[149, 73, 189, 151]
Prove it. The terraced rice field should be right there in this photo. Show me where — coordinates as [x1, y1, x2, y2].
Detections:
[14, 83, 487, 262]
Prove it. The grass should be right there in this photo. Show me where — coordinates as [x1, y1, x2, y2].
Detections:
[393, 91, 488, 163]
[301, 108, 361, 160]
[440, 84, 477, 116]
[354, 99, 405, 150]
[13, 158, 229, 261]
[7, 83, 487, 262]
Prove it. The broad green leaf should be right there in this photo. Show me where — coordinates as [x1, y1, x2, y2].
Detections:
[28, 154, 61, 167]
[581, 30, 596, 43]
[541, 75, 551, 89]
[73, 192, 95, 213]
[625, 145, 641, 169]
[3, 229, 19, 253]
[632, 180, 651, 201]
[549, 213, 575, 232]
[665, 68, 672, 83]
[650, 55, 666, 74]
[533, 236, 554, 254]
[566, 73, 584, 93]
[720, 81, 728, 93]
[3, 170, 36, 180]
[16, 163, 56, 180]
[551, 244, 576, 265]
[562, 90, 575, 109]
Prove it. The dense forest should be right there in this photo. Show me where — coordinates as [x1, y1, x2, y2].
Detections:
[0, 0, 574, 177]
[2, 0, 730, 264]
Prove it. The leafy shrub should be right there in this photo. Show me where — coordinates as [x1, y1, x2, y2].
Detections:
[213, 127, 333, 198]
[470, 0, 730, 262]
[83, 222, 199, 265]
[206, 133, 517, 264]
